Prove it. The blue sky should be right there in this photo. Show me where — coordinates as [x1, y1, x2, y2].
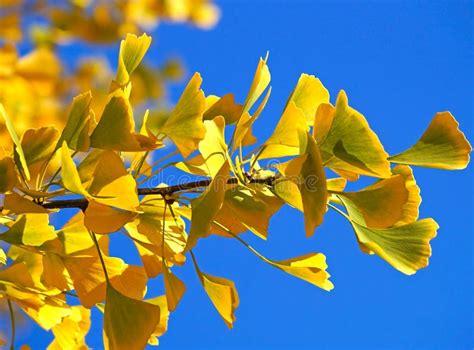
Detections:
[12, 0, 473, 349]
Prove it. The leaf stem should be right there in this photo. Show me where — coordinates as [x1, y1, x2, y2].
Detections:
[89, 230, 110, 282]
[327, 202, 351, 221]
[7, 299, 15, 350]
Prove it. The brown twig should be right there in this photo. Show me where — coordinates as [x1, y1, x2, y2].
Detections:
[39, 176, 275, 210]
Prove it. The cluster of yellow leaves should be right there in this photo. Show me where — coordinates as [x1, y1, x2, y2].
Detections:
[0, 0, 219, 44]
[0, 31, 471, 350]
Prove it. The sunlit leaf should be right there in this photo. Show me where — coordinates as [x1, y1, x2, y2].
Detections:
[0, 214, 56, 246]
[242, 54, 270, 113]
[103, 283, 160, 350]
[351, 218, 439, 275]
[84, 200, 136, 234]
[315, 91, 391, 178]
[389, 112, 472, 170]
[288, 73, 330, 125]
[146, 295, 169, 346]
[272, 253, 334, 291]
[198, 270, 239, 328]
[391, 165, 421, 226]
[163, 267, 186, 312]
[56, 91, 92, 152]
[61, 141, 91, 197]
[160, 73, 206, 157]
[259, 101, 308, 159]
[203, 93, 242, 124]
[335, 175, 409, 229]
[199, 116, 228, 177]
[48, 306, 91, 350]
[0, 103, 30, 180]
[116, 33, 152, 86]
[90, 89, 157, 151]
[65, 255, 148, 308]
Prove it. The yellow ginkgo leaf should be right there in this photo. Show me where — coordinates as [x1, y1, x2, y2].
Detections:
[0, 103, 30, 180]
[203, 93, 242, 124]
[84, 200, 136, 234]
[160, 73, 206, 158]
[21, 127, 59, 166]
[90, 89, 157, 151]
[213, 187, 283, 240]
[199, 116, 228, 177]
[288, 73, 330, 125]
[0, 248, 6, 265]
[103, 283, 161, 350]
[275, 133, 327, 237]
[259, 101, 308, 160]
[272, 253, 334, 291]
[232, 87, 271, 152]
[61, 141, 91, 197]
[116, 33, 152, 87]
[146, 296, 169, 346]
[316, 91, 392, 178]
[56, 91, 92, 152]
[0, 156, 17, 192]
[125, 196, 187, 259]
[188, 162, 230, 248]
[3, 192, 49, 214]
[48, 306, 91, 350]
[351, 218, 439, 275]
[391, 165, 421, 226]
[65, 255, 148, 308]
[199, 271, 239, 328]
[389, 112, 472, 170]
[242, 54, 271, 114]
[163, 267, 186, 312]
[42, 253, 71, 291]
[175, 154, 210, 176]
[0, 214, 56, 246]
[335, 175, 409, 229]
[86, 150, 140, 212]
[326, 177, 347, 192]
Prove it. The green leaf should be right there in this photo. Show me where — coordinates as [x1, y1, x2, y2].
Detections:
[389, 112, 472, 170]
[0, 103, 30, 180]
[351, 218, 439, 275]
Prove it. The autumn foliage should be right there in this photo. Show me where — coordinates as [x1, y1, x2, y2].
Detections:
[0, 1, 472, 349]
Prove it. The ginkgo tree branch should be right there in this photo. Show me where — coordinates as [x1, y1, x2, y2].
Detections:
[39, 176, 277, 210]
